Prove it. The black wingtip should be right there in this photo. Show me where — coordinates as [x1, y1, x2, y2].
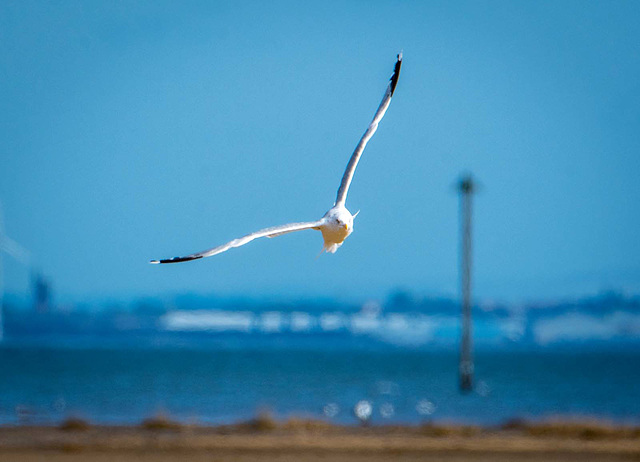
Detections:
[389, 52, 402, 97]
[150, 255, 204, 264]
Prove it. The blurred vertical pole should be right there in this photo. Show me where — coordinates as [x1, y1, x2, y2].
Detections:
[458, 175, 475, 393]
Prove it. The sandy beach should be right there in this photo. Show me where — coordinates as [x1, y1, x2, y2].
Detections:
[1, 419, 638, 462]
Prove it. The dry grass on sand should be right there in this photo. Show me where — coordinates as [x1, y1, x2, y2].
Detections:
[0, 416, 638, 462]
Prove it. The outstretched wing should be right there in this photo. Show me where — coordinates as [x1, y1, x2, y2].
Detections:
[334, 52, 402, 207]
[150, 220, 323, 264]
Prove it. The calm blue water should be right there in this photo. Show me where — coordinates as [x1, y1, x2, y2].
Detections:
[1, 341, 639, 426]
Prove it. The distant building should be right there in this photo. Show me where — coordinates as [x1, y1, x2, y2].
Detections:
[32, 273, 51, 313]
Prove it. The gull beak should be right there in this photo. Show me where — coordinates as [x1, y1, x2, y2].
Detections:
[344, 224, 349, 231]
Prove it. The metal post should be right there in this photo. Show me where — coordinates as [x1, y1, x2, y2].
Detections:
[458, 175, 475, 393]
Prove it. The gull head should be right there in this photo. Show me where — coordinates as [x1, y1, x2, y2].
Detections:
[319, 205, 358, 253]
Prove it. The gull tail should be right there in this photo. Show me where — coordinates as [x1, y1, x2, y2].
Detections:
[323, 243, 341, 254]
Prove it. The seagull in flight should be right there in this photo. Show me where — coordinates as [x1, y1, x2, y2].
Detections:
[151, 53, 402, 264]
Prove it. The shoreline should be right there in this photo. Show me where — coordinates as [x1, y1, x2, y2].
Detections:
[1, 418, 638, 462]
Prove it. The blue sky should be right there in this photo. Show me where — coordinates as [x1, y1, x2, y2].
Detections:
[1, 1, 639, 303]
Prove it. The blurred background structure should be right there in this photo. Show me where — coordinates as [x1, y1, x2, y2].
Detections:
[31, 272, 52, 314]
[0, 201, 30, 341]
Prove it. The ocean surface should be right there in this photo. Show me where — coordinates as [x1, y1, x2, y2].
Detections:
[1, 337, 639, 426]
